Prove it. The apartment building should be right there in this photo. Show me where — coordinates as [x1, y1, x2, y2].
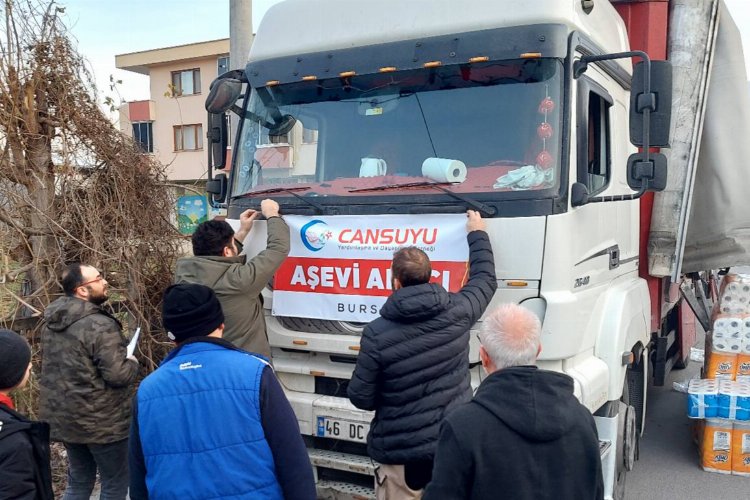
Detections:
[116, 39, 230, 184]
[116, 39, 232, 233]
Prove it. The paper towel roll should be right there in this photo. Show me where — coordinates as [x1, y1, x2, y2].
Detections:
[715, 317, 743, 340]
[422, 158, 467, 183]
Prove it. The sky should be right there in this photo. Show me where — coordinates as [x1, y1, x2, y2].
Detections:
[56, 0, 750, 107]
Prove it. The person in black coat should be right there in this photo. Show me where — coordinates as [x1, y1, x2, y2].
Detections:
[423, 303, 604, 500]
[0, 329, 54, 500]
[348, 210, 497, 499]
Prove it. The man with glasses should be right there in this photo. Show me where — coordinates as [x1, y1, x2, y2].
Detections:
[39, 263, 138, 500]
[423, 303, 604, 500]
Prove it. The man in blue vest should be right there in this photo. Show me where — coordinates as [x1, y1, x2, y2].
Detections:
[128, 283, 315, 499]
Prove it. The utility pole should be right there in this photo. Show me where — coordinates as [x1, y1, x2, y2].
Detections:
[229, 0, 252, 73]
[229, 0, 252, 135]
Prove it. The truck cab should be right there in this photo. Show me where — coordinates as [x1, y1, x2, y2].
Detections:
[205, 1, 674, 498]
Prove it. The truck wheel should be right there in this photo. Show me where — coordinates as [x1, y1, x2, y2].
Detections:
[614, 399, 638, 499]
[625, 361, 646, 434]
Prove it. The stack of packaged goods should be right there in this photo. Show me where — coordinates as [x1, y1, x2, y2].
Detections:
[688, 273, 750, 475]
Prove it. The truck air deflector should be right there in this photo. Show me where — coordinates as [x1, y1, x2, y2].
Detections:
[246, 24, 568, 88]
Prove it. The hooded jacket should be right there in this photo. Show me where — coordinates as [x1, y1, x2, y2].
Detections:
[347, 230, 496, 464]
[0, 402, 54, 500]
[423, 366, 604, 500]
[39, 296, 138, 444]
[174, 216, 290, 359]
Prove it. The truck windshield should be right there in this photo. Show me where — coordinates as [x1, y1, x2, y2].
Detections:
[232, 58, 562, 201]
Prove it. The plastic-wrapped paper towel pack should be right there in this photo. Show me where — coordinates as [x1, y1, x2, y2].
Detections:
[421, 158, 467, 183]
[719, 276, 750, 315]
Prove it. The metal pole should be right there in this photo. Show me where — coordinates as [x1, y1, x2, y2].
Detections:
[229, 0, 252, 135]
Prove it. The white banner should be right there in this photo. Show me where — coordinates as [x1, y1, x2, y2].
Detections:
[272, 214, 469, 322]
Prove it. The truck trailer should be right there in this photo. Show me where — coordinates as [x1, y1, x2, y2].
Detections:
[204, 0, 750, 498]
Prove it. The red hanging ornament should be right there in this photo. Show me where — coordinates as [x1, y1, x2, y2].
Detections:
[538, 97, 555, 114]
[536, 150, 553, 168]
[537, 122, 553, 139]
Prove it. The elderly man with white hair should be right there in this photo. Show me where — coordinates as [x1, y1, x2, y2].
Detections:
[423, 303, 604, 500]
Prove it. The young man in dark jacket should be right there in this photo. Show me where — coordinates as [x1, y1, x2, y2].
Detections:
[174, 198, 289, 359]
[129, 283, 315, 500]
[348, 210, 497, 499]
[423, 303, 604, 500]
[0, 329, 53, 500]
[39, 263, 139, 500]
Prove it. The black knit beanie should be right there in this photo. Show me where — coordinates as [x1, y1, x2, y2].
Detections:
[0, 329, 32, 390]
[162, 284, 224, 343]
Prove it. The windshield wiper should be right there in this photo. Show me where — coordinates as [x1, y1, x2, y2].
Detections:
[242, 185, 325, 214]
[349, 182, 496, 216]
[245, 186, 311, 196]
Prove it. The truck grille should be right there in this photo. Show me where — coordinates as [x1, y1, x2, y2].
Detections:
[278, 316, 366, 336]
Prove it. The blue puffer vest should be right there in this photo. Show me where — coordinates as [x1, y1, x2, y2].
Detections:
[136, 341, 283, 499]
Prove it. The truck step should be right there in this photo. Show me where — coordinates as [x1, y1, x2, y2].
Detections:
[599, 439, 612, 459]
[316, 480, 375, 500]
[309, 448, 378, 476]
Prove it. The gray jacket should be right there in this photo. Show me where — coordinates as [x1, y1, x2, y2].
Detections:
[174, 216, 290, 359]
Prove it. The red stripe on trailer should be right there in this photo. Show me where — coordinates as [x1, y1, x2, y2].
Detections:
[613, 0, 669, 332]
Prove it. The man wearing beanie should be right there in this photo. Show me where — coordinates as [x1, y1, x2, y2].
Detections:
[39, 263, 138, 500]
[0, 329, 54, 500]
[129, 283, 315, 500]
[174, 198, 289, 360]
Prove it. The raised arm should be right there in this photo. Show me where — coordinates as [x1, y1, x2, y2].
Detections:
[231, 200, 291, 295]
[456, 210, 498, 323]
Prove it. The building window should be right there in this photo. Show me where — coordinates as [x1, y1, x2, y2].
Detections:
[218, 56, 230, 76]
[174, 124, 204, 151]
[171, 69, 201, 96]
[132, 122, 153, 153]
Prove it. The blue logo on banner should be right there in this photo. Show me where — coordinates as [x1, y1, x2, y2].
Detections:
[300, 219, 332, 252]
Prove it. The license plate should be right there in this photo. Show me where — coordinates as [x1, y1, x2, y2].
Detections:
[316, 416, 369, 443]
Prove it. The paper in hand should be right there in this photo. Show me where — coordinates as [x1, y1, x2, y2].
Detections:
[127, 327, 141, 358]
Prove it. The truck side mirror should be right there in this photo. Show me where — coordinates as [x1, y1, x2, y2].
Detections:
[208, 112, 228, 170]
[205, 78, 243, 114]
[206, 173, 228, 204]
[630, 60, 672, 148]
[627, 152, 668, 191]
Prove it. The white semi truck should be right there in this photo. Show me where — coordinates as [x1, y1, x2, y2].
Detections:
[204, 0, 750, 498]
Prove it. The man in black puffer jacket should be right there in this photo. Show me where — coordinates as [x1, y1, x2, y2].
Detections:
[348, 210, 496, 499]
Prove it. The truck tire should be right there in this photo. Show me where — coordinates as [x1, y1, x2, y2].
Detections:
[625, 361, 646, 434]
[615, 399, 638, 499]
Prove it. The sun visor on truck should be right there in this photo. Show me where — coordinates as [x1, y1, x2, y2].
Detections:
[245, 24, 568, 88]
